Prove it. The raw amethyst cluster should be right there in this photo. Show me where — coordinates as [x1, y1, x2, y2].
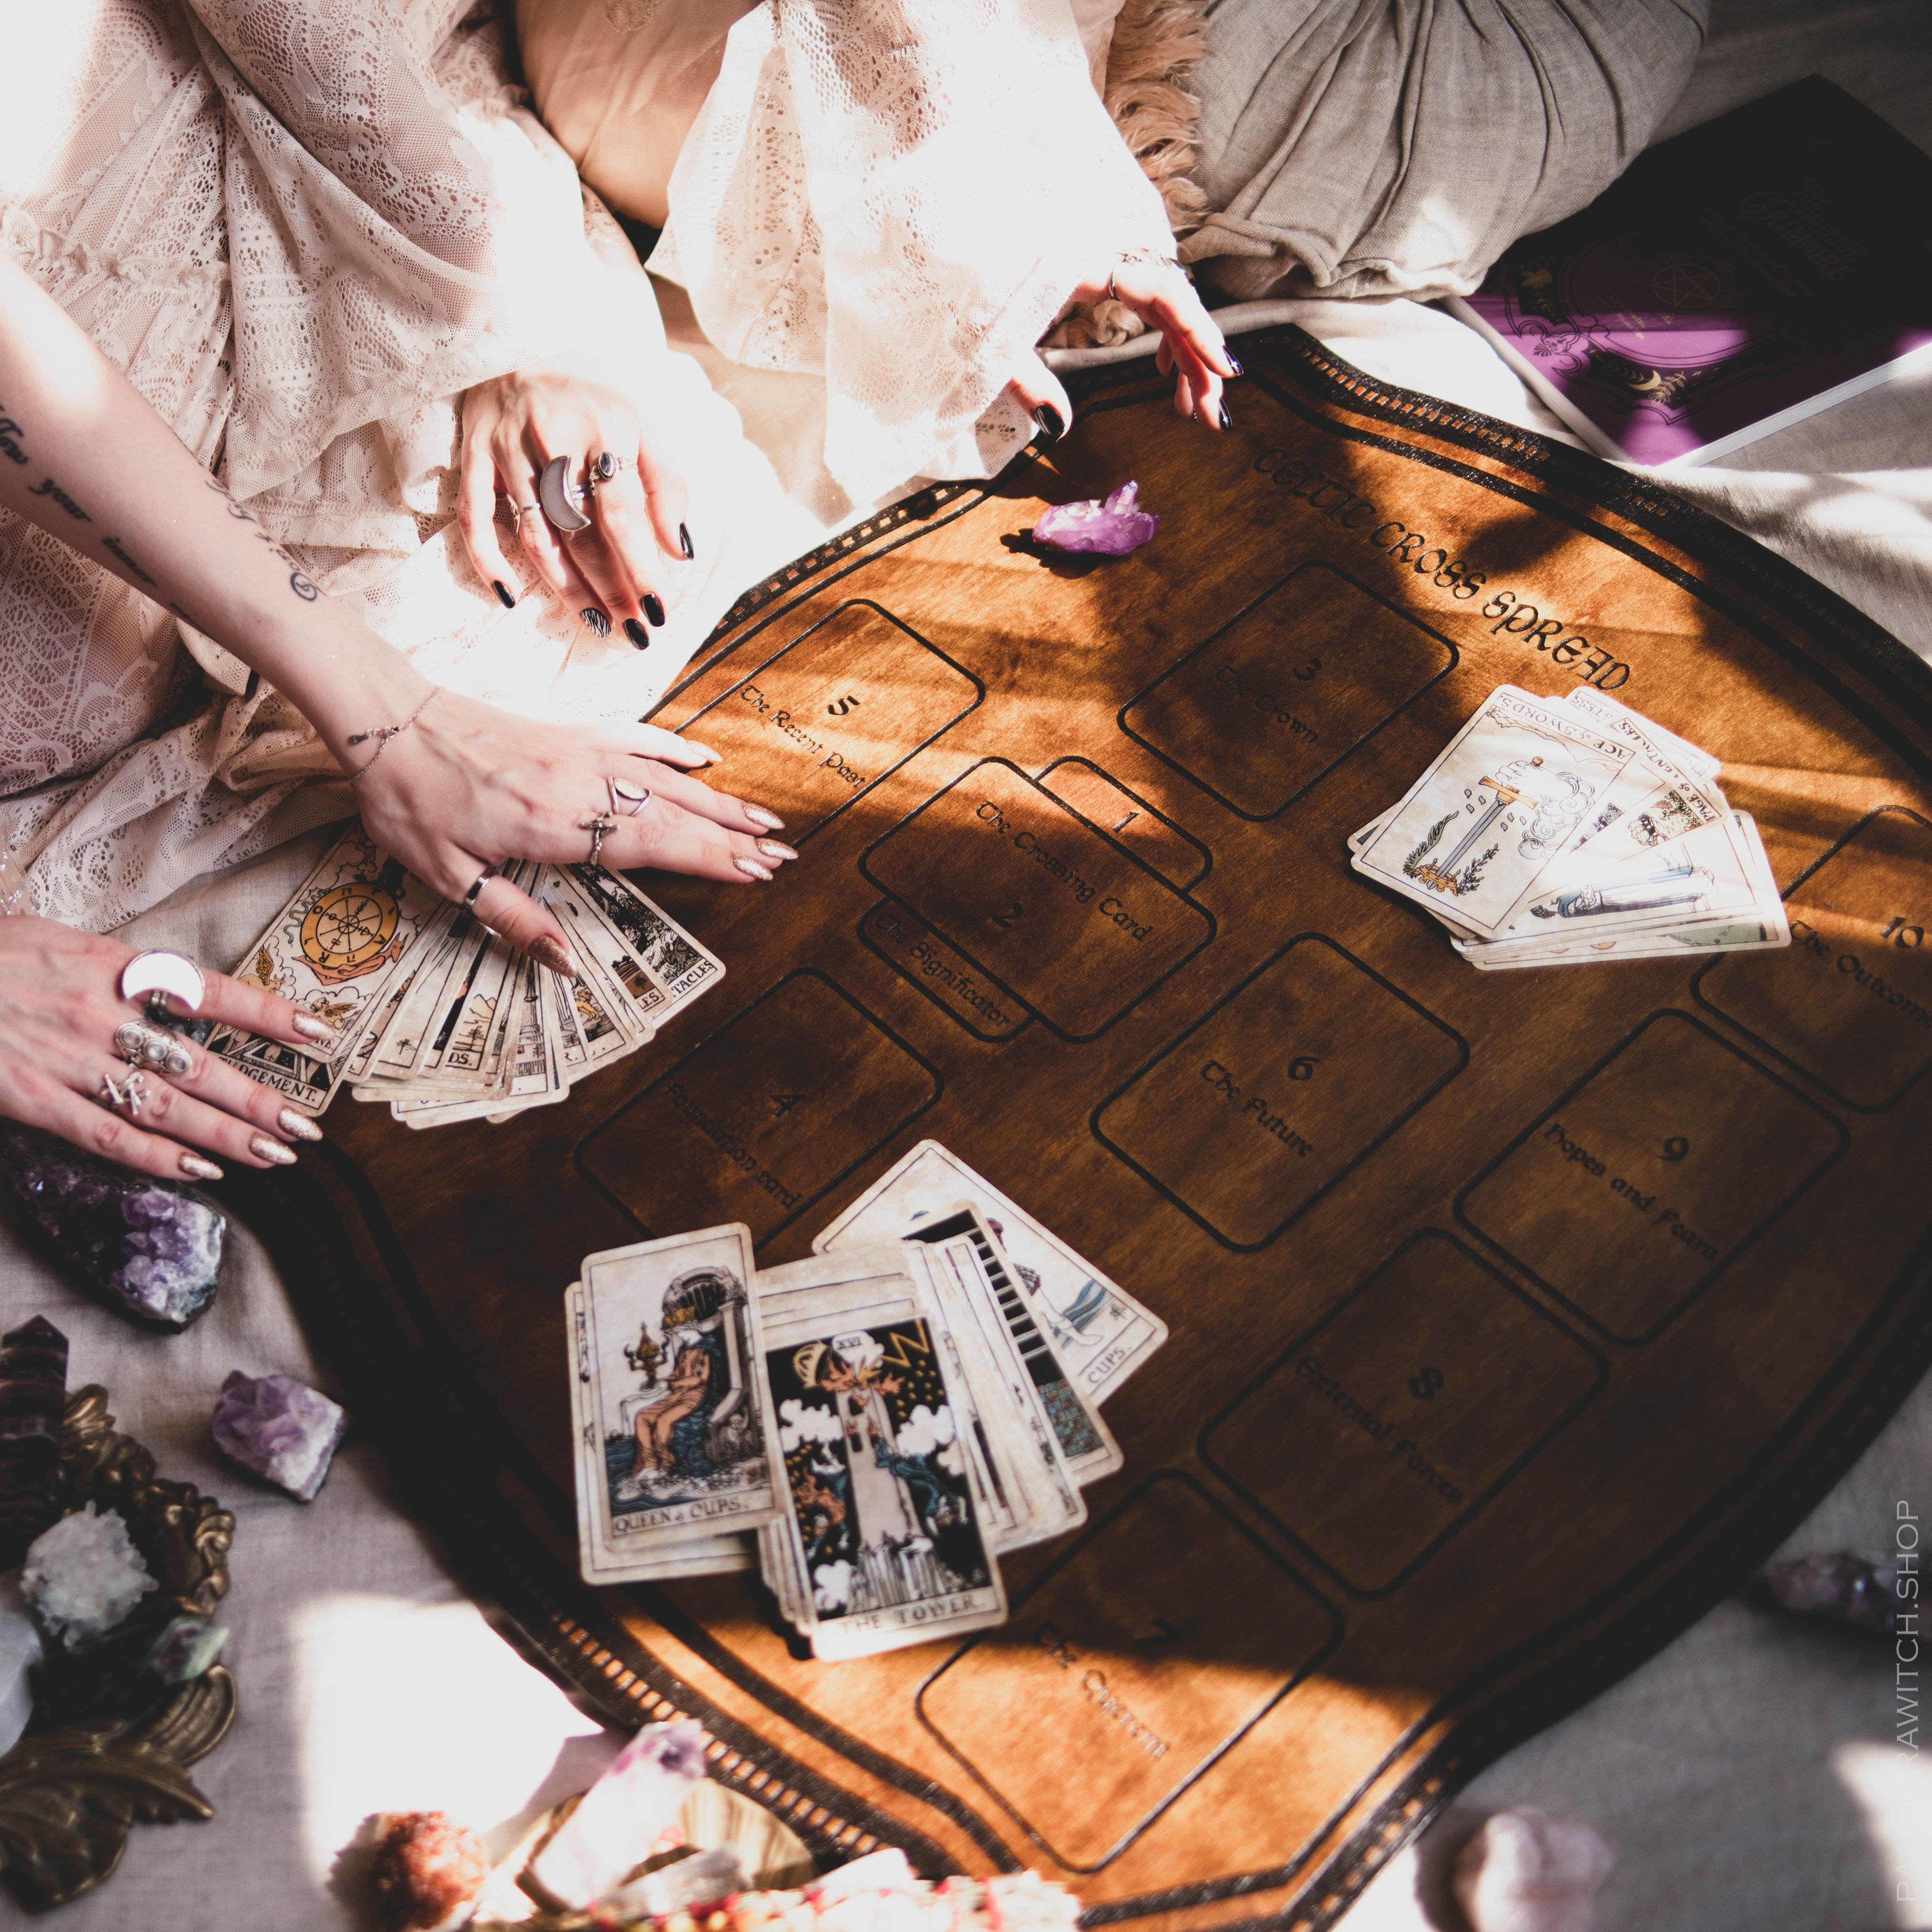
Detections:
[2, 1133, 224, 1329]
[1032, 480, 1160, 555]
[211, 1371, 347, 1502]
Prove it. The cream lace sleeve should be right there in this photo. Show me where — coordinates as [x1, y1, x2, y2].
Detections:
[654, 0, 1173, 510]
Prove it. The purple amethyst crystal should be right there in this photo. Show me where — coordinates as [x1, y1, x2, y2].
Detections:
[2, 1132, 224, 1329]
[0, 1317, 67, 1569]
[1764, 1552, 1899, 1633]
[211, 1371, 347, 1502]
[1033, 480, 1159, 555]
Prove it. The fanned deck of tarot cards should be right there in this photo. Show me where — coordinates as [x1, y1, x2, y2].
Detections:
[1349, 686, 1790, 968]
[565, 1143, 1168, 1660]
[203, 824, 722, 1124]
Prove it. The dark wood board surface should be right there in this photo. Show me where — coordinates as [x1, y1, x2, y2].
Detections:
[243, 329, 1932, 1932]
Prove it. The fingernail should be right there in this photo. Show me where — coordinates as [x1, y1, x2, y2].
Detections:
[1218, 402, 1234, 430]
[278, 1108, 324, 1143]
[679, 523, 694, 560]
[624, 618, 649, 649]
[643, 594, 666, 628]
[1226, 355, 1244, 377]
[756, 839, 798, 862]
[249, 1134, 298, 1166]
[1033, 404, 1064, 442]
[583, 608, 611, 638]
[735, 857, 775, 882]
[534, 935, 577, 978]
[743, 805, 785, 831]
[494, 580, 515, 609]
[685, 742, 721, 766]
[180, 1153, 224, 1182]
[291, 1015, 340, 1046]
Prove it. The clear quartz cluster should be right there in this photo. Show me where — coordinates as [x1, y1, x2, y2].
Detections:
[211, 1370, 348, 1502]
[20, 1502, 153, 1648]
[1031, 481, 1159, 555]
[1, 1133, 224, 1328]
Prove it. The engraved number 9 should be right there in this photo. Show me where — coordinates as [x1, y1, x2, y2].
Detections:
[1662, 1136, 1689, 1162]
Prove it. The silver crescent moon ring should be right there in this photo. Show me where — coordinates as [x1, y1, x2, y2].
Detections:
[120, 950, 206, 1015]
[539, 455, 592, 533]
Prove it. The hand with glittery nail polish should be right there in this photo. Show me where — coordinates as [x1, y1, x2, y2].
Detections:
[0, 914, 351, 1184]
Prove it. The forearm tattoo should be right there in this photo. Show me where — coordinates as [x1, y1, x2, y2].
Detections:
[205, 477, 320, 600]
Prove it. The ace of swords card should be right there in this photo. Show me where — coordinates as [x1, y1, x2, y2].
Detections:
[569, 1225, 776, 1586]
[207, 824, 444, 1115]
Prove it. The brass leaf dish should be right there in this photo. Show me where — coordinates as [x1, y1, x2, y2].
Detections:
[0, 1387, 237, 1912]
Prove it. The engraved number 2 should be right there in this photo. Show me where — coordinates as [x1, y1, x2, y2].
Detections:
[992, 902, 1024, 929]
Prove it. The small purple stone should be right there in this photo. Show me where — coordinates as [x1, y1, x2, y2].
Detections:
[211, 1371, 348, 1502]
[0, 1316, 68, 1569]
[2, 1132, 224, 1330]
[1765, 1552, 1899, 1632]
[1033, 480, 1160, 555]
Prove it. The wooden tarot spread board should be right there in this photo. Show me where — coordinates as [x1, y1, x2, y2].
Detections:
[256, 328, 1932, 1930]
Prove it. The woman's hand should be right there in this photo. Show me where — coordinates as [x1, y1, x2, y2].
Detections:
[1009, 253, 1239, 441]
[0, 918, 340, 1181]
[457, 354, 694, 644]
[348, 689, 797, 969]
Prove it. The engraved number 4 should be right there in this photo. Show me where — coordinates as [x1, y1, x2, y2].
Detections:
[771, 1093, 803, 1118]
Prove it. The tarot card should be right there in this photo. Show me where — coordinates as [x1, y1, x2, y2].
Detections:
[1550, 690, 1728, 873]
[892, 1208, 1085, 1536]
[813, 1140, 1151, 1473]
[1564, 689, 1720, 783]
[570, 1226, 776, 1586]
[566, 1288, 759, 1579]
[1497, 812, 1762, 940]
[927, 1233, 1084, 1543]
[556, 863, 724, 1012]
[208, 824, 445, 1115]
[754, 1250, 1007, 1659]
[391, 957, 525, 1128]
[1353, 687, 1636, 939]
[551, 950, 636, 1085]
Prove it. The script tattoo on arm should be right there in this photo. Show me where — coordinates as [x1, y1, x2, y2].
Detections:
[206, 476, 320, 600]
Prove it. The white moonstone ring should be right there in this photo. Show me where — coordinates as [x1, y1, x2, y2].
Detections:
[120, 950, 206, 1016]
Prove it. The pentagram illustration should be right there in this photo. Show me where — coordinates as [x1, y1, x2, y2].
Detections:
[1649, 259, 1722, 312]
[300, 881, 402, 982]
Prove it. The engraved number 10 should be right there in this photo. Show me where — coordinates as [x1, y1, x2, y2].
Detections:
[1880, 917, 1924, 947]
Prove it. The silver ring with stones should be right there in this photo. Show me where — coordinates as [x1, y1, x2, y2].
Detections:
[463, 866, 498, 909]
[115, 1019, 194, 1077]
[120, 949, 205, 1017]
[579, 814, 617, 868]
[585, 452, 626, 494]
[608, 778, 651, 819]
[100, 1069, 152, 1118]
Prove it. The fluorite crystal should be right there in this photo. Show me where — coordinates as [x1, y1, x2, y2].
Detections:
[20, 1502, 153, 1647]
[371, 1811, 489, 1932]
[529, 1718, 710, 1909]
[0, 1315, 67, 1568]
[1452, 1807, 1613, 1932]
[1032, 481, 1159, 555]
[144, 1614, 228, 1684]
[1, 1132, 224, 1329]
[210, 1371, 347, 1502]
[1764, 1551, 1899, 1632]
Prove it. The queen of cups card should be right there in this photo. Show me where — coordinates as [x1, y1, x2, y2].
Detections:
[574, 1225, 777, 1566]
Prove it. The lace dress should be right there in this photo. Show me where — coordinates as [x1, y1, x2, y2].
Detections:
[6, 0, 1161, 931]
